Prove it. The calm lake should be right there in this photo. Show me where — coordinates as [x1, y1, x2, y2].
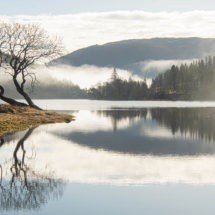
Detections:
[1, 100, 215, 215]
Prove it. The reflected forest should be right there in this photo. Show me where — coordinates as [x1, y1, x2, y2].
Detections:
[96, 108, 215, 142]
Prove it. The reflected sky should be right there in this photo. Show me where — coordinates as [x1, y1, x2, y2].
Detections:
[2, 132, 215, 188]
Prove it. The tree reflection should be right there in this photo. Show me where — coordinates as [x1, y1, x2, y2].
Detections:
[150, 108, 215, 142]
[95, 109, 148, 131]
[95, 108, 215, 142]
[0, 127, 66, 212]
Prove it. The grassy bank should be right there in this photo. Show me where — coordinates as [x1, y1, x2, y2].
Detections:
[0, 104, 74, 138]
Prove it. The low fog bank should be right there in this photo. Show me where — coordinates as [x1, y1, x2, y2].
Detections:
[49, 60, 196, 88]
[0, 64, 145, 99]
[50, 64, 145, 88]
[0, 58, 202, 100]
[125, 59, 198, 78]
[0, 67, 88, 99]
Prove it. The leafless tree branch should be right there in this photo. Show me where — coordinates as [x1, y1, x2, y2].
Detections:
[0, 22, 66, 109]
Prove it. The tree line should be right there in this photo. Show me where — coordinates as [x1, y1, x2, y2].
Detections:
[150, 56, 215, 100]
[88, 68, 148, 100]
[88, 56, 215, 100]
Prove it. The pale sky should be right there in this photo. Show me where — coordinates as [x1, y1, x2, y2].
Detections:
[1, 1, 215, 52]
[1, 10, 215, 52]
[1, 0, 215, 15]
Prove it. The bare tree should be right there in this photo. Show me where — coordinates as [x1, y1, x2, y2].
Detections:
[0, 22, 6, 66]
[0, 22, 65, 109]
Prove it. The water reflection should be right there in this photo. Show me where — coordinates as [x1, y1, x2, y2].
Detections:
[150, 108, 215, 141]
[0, 128, 66, 212]
[1, 107, 215, 188]
[95, 109, 148, 132]
[50, 108, 215, 156]
[2, 103, 215, 215]
[95, 108, 215, 142]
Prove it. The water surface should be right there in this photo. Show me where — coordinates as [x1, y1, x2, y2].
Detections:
[1, 100, 215, 214]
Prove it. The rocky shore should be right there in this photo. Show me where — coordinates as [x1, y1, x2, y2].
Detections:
[0, 104, 74, 138]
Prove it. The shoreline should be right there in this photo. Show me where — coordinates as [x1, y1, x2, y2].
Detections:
[0, 104, 74, 138]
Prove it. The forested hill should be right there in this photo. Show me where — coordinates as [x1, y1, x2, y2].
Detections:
[52, 38, 215, 69]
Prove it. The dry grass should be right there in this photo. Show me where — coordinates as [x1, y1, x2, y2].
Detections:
[0, 104, 74, 137]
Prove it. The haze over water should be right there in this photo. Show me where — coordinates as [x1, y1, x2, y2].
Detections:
[1, 100, 215, 214]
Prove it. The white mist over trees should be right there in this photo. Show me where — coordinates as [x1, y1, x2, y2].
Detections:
[88, 68, 148, 100]
[88, 56, 215, 101]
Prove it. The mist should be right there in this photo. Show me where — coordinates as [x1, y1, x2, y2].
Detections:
[1, 59, 197, 95]
[49, 64, 144, 88]
[127, 59, 199, 79]
[0, 64, 144, 99]
[0, 58, 205, 99]
[140, 59, 197, 73]
[0, 66, 87, 99]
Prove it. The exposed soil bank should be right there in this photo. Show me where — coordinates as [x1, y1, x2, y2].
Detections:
[0, 104, 74, 138]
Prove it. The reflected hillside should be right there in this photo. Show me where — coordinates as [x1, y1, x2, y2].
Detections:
[0, 128, 66, 212]
[48, 108, 215, 155]
[151, 108, 215, 142]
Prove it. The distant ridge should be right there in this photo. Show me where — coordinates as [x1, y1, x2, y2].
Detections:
[52, 37, 215, 76]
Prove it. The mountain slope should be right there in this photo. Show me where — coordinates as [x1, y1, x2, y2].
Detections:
[53, 38, 215, 69]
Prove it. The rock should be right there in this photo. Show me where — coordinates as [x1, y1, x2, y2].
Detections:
[65, 118, 71, 123]
[0, 138, 4, 147]
[8, 108, 15, 113]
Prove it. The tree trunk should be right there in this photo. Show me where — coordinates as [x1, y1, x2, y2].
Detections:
[0, 85, 28, 107]
[13, 77, 42, 110]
